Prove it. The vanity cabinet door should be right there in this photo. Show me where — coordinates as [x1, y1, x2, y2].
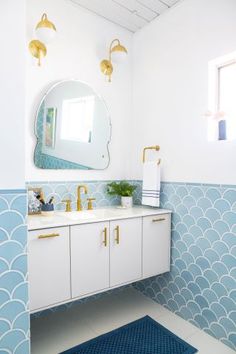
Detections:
[28, 227, 71, 311]
[110, 218, 142, 287]
[143, 214, 171, 278]
[71, 222, 109, 298]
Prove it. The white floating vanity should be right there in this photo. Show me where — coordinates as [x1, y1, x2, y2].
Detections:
[28, 207, 171, 313]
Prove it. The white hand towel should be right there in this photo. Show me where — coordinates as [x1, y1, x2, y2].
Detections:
[142, 161, 160, 207]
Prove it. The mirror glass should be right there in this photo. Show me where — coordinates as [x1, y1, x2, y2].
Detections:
[34, 80, 111, 169]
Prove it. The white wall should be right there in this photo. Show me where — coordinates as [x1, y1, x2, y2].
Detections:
[26, 0, 133, 182]
[0, 0, 25, 189]
[132, 0, 236, 184]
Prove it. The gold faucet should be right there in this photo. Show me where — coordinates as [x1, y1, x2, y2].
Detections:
[77, 185, 88, 211]
[87, 198, 96, 210]
[62, 199, 72, 212]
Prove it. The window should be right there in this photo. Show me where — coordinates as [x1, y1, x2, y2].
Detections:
[218, 62, 236, 140]
[61, 96, 95, 143]
[208, 52, 236, 141]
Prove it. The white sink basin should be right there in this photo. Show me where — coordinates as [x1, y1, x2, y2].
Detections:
[57, 208, 126, 221]
[58, 211, 96, 220]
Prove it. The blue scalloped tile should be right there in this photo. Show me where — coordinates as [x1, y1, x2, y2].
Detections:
[197, 197, 212, 211]
[134, 181, 236, 351]
[189, 225, 202, 238]
[205, 208, 221, 222]
[223, 211, 236, 228]
[27, 180, 142, 212]
[223, 190, 236, 205]
[202, 289, 218, 303]
[195, 276, 210, 290]
[194, 314, 209, 328]
[213, 220, 230, 234]
[187, 301, 201, 316]
[205, 188, 221, 203]
[0, 191, 29, 354]
[189, 186, 204, 200]
[215, 199, 231, 214]
[195, 237, 211, 252]
[204, 249, 219, 263]
[203, 269, 218, 283]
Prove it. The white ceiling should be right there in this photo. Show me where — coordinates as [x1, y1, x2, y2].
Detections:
[69, 0, 182, 32]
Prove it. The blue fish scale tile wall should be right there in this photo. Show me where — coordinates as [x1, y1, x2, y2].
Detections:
[27, 180, 142, 212]
[0, 191, 30, 354]
[135, 182, 236, 351]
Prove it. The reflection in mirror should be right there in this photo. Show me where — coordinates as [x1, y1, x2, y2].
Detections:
[34, 80, 111, 170]
[61, 96, 94, 143]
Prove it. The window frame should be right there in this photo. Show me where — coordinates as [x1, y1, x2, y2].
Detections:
[208, 51, 236, 141]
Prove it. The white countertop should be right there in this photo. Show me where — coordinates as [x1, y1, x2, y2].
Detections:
[28, 206, 172, 231]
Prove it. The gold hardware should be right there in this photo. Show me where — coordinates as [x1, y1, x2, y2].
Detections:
[62, 199, 72, 212]
[29, 13, 56, 66]
[100, 60, 113, 79]
[143, 145, 161, 165]
[38, 233, 60, 239]
[77, 185, 88, 211]
[102, 227, 108, 247]
[152, 218, 166, 222]
[87, 198, 96, 210]
[100, 39, 128, 82]
[36, 13, 57, 31]
[28, 40, 47, 66]
[115, 225, 120, 244]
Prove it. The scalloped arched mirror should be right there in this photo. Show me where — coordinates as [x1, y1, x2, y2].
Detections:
[34, 80, 111, 170]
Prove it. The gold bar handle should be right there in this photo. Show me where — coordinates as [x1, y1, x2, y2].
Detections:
[38, 233, 60, 239]
[115, 225, 120, 245]
[152, 218, 166, 223]
[102, 227, 108, 247]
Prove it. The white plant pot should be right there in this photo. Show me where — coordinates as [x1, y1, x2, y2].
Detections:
[121, 196, 133, 208]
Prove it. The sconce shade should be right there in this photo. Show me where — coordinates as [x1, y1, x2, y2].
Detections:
[110, 43, 128, 54]
[35, 13, 56, 44]
[110, 42, 128, 63]
[29, 40, 47, 66]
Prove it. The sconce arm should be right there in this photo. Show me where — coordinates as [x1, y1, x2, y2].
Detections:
[109, 39, 120, 61]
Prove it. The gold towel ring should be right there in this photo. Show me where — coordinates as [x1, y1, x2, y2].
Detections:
[143, 145, 161, 165]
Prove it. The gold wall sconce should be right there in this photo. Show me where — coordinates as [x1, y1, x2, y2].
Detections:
[100, 39, 128, 82]
[29, 13, 57, 66]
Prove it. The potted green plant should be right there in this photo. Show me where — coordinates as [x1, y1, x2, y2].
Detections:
[107, 181, 137, 208]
